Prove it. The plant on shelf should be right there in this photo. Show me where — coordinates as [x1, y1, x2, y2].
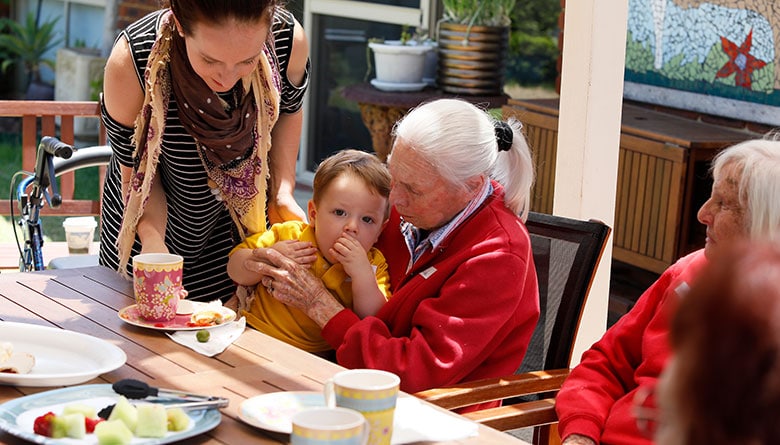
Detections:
[437, 0, 516, 95]
[366, 25, 436, 91]
[441, 0, 516, 28]
[0, 12, 62, 99]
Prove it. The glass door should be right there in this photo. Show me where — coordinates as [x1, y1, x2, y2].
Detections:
[299, 0, 438, 181]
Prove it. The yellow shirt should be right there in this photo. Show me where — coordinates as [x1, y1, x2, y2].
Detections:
[231, 221, 391, 352]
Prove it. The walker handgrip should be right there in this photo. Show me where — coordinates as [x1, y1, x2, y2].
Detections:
[39, 136, 73, 159]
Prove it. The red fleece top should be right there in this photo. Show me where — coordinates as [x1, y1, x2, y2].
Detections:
[556, 249, 708, 444]
[321, 183, 540, 395]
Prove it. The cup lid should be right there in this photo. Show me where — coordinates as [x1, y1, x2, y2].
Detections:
[63, 216, 97, 228]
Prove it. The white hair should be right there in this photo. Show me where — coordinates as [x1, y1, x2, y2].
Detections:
[391, 99, 534, 220]
[712, 136, 780, 240]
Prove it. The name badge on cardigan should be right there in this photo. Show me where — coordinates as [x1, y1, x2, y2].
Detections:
[420, 267, 437, 279]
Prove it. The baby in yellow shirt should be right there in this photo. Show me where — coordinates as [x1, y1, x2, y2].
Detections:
[228, 149, 391, 352]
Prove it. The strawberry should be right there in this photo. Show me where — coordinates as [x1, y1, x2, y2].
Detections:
[33, 411, 56, 437]
[85, 416, 104, 433]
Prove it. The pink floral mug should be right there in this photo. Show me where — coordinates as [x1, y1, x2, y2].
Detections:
[132, 253, 184, 321]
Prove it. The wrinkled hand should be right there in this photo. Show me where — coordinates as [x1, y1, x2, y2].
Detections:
[270, 240, 317, 267]
[562, 435, 596, 445]
[251, 249, 344, 327]
[267, 193, 306, 226]
[330, 233, 369, 277]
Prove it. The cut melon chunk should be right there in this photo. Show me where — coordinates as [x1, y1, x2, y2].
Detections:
[62, 402, 97, 419]
[166, 407, 191, 432]
[94, 419, 133, 445]
[107, 396, 137, 432]
[135, 403, 167, 438]
[62, 412, 86, 439]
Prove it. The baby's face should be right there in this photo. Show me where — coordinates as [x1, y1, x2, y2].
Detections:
[308, 173, 388, 264]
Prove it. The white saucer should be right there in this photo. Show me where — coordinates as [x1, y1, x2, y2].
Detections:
[370, 78, 428, 92]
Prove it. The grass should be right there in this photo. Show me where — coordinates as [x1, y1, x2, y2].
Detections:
[0, 131, 102, 244]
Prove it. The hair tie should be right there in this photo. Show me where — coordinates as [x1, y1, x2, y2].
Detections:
[494, 120, 513, 152]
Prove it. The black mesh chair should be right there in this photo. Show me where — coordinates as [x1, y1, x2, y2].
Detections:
[415, 211, 611, 445]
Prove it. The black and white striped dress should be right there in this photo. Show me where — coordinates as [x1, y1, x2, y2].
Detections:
[99, 8, 309, 302]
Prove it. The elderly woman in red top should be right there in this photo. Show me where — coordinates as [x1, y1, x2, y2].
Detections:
[240, 98, 540, 397]
[556, 135, 780, 445]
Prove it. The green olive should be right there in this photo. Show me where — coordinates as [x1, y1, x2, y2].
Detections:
[196, 329, 210, 343]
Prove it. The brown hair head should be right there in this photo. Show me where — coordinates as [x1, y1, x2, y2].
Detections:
[164, 0, 281, 35]
[667, 240, 780, 444]
[312, 149, 391, 218]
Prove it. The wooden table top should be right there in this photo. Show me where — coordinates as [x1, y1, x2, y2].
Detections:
[0, 266, 528, 444]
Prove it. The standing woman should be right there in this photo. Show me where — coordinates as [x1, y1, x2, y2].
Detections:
[99, 0, 310, 301]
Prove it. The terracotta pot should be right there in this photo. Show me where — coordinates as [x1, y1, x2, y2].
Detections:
[437, 22, 509, 95]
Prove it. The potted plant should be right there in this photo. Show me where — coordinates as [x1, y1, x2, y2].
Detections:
[438, 0, 516, 95]
[367, 26, 435, 92]
[0, 13, 62, 99]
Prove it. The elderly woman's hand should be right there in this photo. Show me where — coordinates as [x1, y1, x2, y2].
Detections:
[270, 240, 317, 266]
[253, 248, 345, 327]
[562, 435, 596, 445]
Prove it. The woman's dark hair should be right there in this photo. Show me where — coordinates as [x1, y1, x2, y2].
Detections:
[164, 0, 282, 34]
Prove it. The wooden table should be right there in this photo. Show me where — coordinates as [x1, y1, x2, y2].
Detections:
[0, 266, 529, 444]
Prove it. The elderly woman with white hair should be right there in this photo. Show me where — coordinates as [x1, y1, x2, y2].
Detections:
[556, 135, 780, 445]
[242, 98, 540, 401]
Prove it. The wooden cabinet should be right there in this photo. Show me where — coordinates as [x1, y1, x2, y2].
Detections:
[504, 98, 755, 273]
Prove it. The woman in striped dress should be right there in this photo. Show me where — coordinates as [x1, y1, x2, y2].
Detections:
[99, 0, 310, 302]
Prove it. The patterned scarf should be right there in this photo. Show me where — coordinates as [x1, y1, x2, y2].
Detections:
[116, 10, 281, 272]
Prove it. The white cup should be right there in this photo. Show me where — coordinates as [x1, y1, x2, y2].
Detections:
[324, 369, 400, 445]
[62, 216, 97, 254]
[291, 407, 369, 445]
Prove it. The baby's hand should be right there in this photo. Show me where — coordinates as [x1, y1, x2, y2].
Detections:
[270, 240, 317, 266]
[330, 233, 369, 275]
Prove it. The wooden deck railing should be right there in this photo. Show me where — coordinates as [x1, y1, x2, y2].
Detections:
[0, 100, 107, 217]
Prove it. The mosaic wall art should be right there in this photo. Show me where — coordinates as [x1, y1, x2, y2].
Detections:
[624, 0, 780, 125]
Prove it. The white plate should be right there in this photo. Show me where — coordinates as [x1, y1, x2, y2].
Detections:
[0, 322, 126, 387]
[370, 79, 428, 92]
[118, 302, 236, 331]
[238, 391, 325, 433]
[0, 384, 221, 444]
[238, 393, 478, 444]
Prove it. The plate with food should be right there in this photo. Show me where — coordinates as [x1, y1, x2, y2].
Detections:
[118, 301, 236, 331]
[0, 322, 126, 387]
[238, 391, 325, 433]
[0, 384, 221, 444]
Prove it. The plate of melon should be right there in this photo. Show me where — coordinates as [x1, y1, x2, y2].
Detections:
[0, 384, 221, 444]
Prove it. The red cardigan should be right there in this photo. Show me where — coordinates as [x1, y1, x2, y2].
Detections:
[556, 249, 708, 444]
[321, 183, 540, 394]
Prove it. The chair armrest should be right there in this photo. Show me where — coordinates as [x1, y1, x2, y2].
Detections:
[414, 368, 570, 411]
[463, 398, 558, 431]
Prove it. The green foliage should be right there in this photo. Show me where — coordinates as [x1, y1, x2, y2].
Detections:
[507, 32, 558, 85]
[0, 13, 62, 83]
[441, 0, 517, 27]
[90, 76, 103, 101]
[504, 0, 561, 87]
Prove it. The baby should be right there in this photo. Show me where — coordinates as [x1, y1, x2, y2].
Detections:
[228, 149, 391, 353]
